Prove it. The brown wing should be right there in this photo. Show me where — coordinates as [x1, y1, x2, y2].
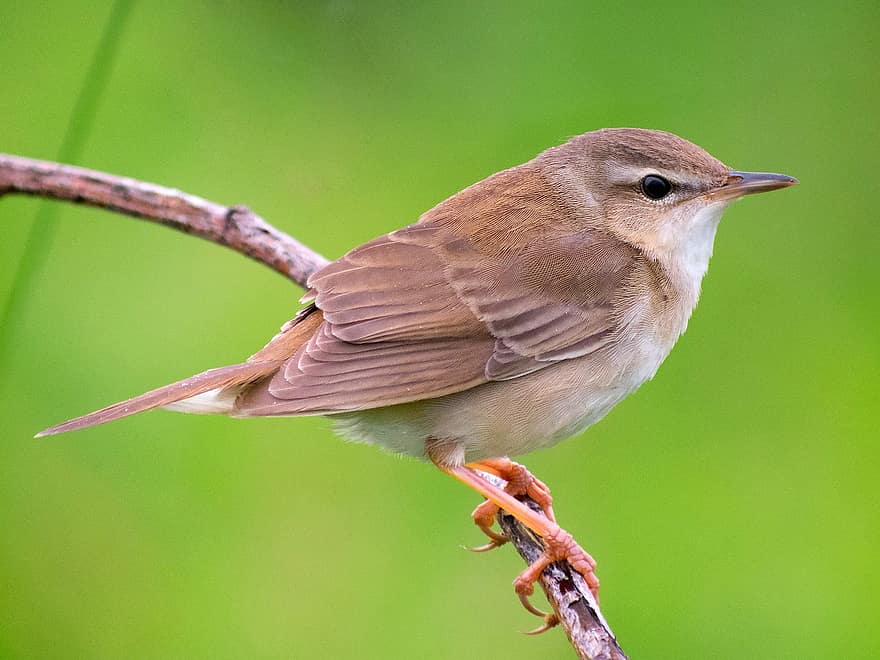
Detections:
[237, 233, 637, 416]
[437, 229, 637, 379]
[306, 223, 485, 342]
[235, 226, 495, 415]
[236, 166, 641, 416]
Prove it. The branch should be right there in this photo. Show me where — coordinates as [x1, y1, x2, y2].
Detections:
[0, 152, 626, 659]
[0, 153, 327, 287]
[497, 503, 626, 659]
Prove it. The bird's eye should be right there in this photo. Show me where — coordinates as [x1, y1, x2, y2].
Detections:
[640, 175, 673, 200]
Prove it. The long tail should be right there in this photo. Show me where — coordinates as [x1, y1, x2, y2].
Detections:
[36, 305, 324, 438]
[35, 361, 277, 437]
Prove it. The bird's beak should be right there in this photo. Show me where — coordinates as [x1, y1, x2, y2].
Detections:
[709, 170, 798, 201]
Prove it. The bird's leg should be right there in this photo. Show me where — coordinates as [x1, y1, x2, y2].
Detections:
[431, 455, 600, 629]
[464, 458, 556, 551]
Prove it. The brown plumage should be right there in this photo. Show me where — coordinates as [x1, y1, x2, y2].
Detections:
[36, 129, 796, 622]
[38, 128, 796, 455]
[35, 307, 324, 436]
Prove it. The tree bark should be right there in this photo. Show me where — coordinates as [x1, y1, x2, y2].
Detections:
[0, 152, 627, 660]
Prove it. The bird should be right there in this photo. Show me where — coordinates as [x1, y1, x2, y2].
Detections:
[37, 128, 797, 629]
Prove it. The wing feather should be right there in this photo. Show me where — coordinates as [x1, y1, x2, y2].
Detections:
[236, 169, 642, 416]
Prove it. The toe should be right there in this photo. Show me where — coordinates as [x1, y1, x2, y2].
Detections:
[523, 613, 560, 635]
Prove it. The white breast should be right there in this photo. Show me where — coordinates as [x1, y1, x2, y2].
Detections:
[660, 200, 728, 305]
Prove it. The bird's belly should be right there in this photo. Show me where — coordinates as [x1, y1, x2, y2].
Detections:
[333, 335, 672, 463]
[441, 345, 667, 460]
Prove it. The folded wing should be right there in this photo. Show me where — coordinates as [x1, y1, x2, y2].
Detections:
[236, 212, 639, 416]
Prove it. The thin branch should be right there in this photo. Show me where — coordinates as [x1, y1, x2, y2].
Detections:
[497, 503, 626, 659]
[0, 152, 626, 659]
[0, 154, 327, 287]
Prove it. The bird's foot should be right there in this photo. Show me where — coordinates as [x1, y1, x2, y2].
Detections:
[431, 455, 601, 633]
[513, 524, 600, 629]
[465, 458, 556, 551]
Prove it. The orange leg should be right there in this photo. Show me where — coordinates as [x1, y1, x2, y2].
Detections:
[434, 458, 600, 629]
[464, 458, 556, 551]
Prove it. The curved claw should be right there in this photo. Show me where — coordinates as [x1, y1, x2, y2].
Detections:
[518, 591, 549, 619]
[523, 613, 560, 635]
[466, 539, 506, 553]
[517, 579, 560, 635]
[476, 521, 507, 544]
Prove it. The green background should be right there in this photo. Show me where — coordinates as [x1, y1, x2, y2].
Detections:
[2, 2, 877, 658]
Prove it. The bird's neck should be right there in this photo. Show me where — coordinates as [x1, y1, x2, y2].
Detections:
[644, 202, 727, 341]
[675, 203, 724, 278]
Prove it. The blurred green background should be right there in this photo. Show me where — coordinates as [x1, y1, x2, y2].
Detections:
[1, 2, 877, 658]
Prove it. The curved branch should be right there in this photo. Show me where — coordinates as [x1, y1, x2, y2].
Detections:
[0, 153, 327, 286]
[0, 152, 626, 659]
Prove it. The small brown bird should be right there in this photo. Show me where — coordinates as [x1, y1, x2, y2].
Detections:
[38, 128, 796, 626]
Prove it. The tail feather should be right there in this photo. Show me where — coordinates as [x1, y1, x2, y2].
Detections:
[37, 304, 324, 438]
[36, 361, 277, 437]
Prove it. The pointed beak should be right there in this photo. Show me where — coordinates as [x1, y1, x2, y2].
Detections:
[710, 170, 798, 201]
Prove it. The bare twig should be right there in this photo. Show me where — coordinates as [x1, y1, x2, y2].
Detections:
[0, 154, 327, 286]
[497, 509, 626, 659]
[0, 152, 626, 659]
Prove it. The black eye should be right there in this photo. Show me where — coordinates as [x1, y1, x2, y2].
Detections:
[641, 175, 672, 200]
